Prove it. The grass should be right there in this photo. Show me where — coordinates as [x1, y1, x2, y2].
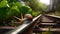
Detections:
[49, 11, 60, 16]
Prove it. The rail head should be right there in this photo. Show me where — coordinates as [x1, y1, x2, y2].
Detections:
[5, 14, 42, 34]
[45, 14, 60, 19]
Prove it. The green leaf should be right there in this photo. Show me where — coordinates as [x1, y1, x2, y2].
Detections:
[11, 5, 20, 12]
[21, 6, 32, 16]
[7, 5, 20, 18]
[15, 2, 22, 8]
[0, 0, 8, 8]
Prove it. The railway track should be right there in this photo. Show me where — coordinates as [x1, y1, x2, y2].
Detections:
[0, 14, 60, 34]
[33, 14, 60, 34]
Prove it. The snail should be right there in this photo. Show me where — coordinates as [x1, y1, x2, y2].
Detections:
[14, 14, 33, 24]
